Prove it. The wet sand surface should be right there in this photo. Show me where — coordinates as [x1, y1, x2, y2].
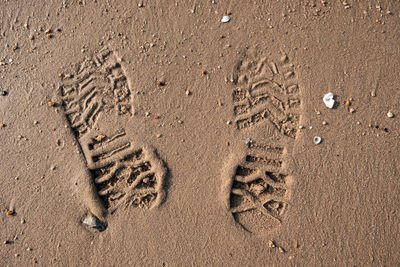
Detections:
[0, 1, 399, 266]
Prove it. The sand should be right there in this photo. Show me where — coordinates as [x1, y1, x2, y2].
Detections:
[1, 0, 400, 266]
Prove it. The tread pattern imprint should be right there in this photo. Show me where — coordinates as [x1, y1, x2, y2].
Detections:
[59, 47, 166, 218]
[224, 51, 300, 234]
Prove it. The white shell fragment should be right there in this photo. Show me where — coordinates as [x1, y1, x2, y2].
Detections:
[323, 92, 335, 109]
[313, 136, 322, 145]
[387, 111, 394, 118]
[83, 214, 106, 231]
[221, 16, 231, 23]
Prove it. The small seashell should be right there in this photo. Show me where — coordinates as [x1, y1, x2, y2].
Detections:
[313, 136, 322, 145]
[323, 92, 335, 109]
[221, 15, 231, 23]
[83, 214, 106, 231]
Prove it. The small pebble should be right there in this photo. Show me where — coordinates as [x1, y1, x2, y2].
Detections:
[95, 135, 105, 142]
[0, 91, 8, 96]
[6, 210, 14, 216]
[156, 134, 162, 138]
[280, 55, 288, 62]
[299, 125, 304, 129]
[82, 214, 106, 231]
[185, 89, 191, 96]
[322, 121, 327, 125]
[349, 108, 355, 113]
[387, 111, 394, 118]
[245, 138, 251, 144]
[145, 112, 150, 117]
[226, 120, 232, 125]
[268, 240, 276, 248]
[371, 91, 376, 97]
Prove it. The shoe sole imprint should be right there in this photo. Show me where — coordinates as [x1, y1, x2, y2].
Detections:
[224, 50, 300, 234]
[58, 47, 166, 220]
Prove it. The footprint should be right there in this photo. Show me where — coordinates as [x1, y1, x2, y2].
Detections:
[223, 48, 300, 235]
[58, 47, 167, 228]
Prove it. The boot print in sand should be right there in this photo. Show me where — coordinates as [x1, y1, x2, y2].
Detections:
[221, 48, 301, 235]
[58, 47, 167, 230]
